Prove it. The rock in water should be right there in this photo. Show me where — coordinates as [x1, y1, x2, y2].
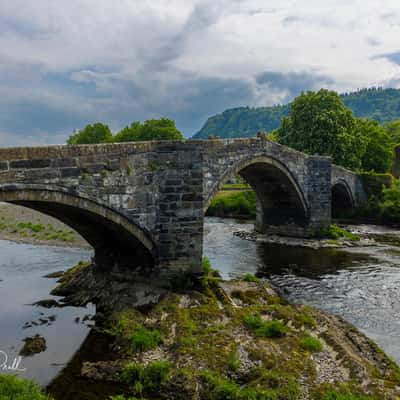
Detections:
[20, 334, 47, 356]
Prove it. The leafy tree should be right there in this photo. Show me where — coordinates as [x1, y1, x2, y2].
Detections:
[67, 122, 113, 145]
[113, 121, 142, 142]
[384, 119, 400, 144]
[357, 118, 393, 173]
[114, 118, 183, 142]
[275, 89, 366, 170]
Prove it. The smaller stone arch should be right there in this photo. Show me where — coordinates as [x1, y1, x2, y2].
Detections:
[204, 155, 309, 236]
[0, 184, 157, 270]
[331, 180, 355, 218]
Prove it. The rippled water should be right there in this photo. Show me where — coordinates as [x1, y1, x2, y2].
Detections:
[204, 217, 400, 364]
[0, 240, 93, 385]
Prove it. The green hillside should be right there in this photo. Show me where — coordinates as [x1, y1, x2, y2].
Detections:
[193, 88, 400, 139]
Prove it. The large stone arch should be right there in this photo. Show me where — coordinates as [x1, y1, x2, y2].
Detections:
[331, 180, 355, 218]
[0, 184, 157, 269]
[204, 155, 309, 235]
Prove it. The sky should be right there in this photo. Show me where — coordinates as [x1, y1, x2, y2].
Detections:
[1, 0, 400, 146]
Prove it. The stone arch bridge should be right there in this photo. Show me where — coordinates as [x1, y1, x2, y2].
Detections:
[0, 138, 366, 278]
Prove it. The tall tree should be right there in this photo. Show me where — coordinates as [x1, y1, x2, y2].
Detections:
[67, 123, 113, 145]
[357, 118, 393, 173]
[275, 89, 366, 170]
[384, 120, 400, 144]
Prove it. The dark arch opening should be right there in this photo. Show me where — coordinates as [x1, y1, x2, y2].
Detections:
[205, 157, 309, 234]
[331, 182, 354, 219]
[0, 188, 156, 271]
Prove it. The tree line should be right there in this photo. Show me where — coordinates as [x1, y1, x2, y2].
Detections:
[67, 118, 183, 145]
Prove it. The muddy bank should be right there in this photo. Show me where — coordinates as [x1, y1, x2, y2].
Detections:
[47, 263, 400, 400]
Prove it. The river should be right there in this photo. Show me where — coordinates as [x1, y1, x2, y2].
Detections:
[1, 217, 400, 392]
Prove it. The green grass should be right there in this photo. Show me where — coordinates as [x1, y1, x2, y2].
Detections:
[130, 326, 162, 353]
[201, 370, 301, 400]
[207, 190, 256, 218]
[0, 375, 51, 400]
[121, 361, 170, 395]
[319, 224, 360, 241]
[244, 314, 288, 338]
[221, 183, 251, 190]
[300, 334, 323, 352]
[242, 273, 260, 283]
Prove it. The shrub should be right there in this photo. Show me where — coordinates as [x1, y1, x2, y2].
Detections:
[121, 361, 170, 395]
[200, 257, 221, 292]
[0, 375, 51, 400]
[318, 224, 360, 241]
[300, 334, 323, 352]
[130, 326, 162, 353]
[207, 190, 256, 219]
[244, 314, 288, 338]
[242, 273, 260, 283]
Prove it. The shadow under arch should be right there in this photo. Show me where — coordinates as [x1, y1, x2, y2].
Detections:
[0, 185, 156, 269]
[331, 180, 355, 218]
[204, 155, 309, 232]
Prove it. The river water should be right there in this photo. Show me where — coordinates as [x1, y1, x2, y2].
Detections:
[204, 217, 400, 364]
[0, 241, 93, 385]
[1, 217, 400, 391]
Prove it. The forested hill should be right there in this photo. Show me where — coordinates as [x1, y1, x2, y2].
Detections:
[193, 88, 400, 139]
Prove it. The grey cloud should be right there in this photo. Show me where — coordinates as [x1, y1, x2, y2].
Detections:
[378, 52, 400, 65]
[256, 71, 335, 101]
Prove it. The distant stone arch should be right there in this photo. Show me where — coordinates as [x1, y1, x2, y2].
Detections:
[331, 180, 355, 218]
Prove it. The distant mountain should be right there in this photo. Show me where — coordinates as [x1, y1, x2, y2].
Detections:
[193, 88, 400, 139]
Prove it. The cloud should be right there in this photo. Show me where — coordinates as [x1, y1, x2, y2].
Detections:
[377, 51, 400, 65]
[1, 0, 400, 145]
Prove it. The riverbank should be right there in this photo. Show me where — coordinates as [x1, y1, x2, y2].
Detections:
[0, 203, 89, 248]
[43, 261, 400, 399]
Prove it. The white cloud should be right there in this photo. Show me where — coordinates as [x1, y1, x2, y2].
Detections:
[0, 0, 400, 145]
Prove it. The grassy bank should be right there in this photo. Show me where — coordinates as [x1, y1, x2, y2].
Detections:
[0, 203, 88, 247]
[0, 375, 51, 400]
[207, 186, 256, 219]
[49, 260, 400, 400]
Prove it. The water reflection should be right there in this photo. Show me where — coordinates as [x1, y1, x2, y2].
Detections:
[0, 240, 93, 385]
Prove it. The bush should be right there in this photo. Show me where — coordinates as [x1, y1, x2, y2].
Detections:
[318, 224, 360, 241]
[200, 257, 221, 292]
[244, 314, 288, 338]
[130, 326, 162, 353]
[207, 190, 256, 218]
[121, 361, 170, 395]
[0, 375, 51, 400]
[381, 178, 400, 221]
[300, 334, 323, 352]
[242, 273, 260, 283]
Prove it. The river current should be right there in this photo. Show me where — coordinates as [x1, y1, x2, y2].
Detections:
[1, 217, 400, 389]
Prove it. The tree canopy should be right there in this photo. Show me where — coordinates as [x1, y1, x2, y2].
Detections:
[275, 90, 366, 170]
[67, 123, 113, 145]
[113, 118, 183, 143]
[357, 118, 393, 173]
[67, 118, 184, 145]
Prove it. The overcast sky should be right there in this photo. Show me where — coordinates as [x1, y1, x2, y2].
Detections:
[1, 0, 400, 146]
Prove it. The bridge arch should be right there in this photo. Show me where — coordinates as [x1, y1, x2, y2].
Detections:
[331, 180, 355, 218]
[204, 155, 309, 234]
[0, 185, 156, 270]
